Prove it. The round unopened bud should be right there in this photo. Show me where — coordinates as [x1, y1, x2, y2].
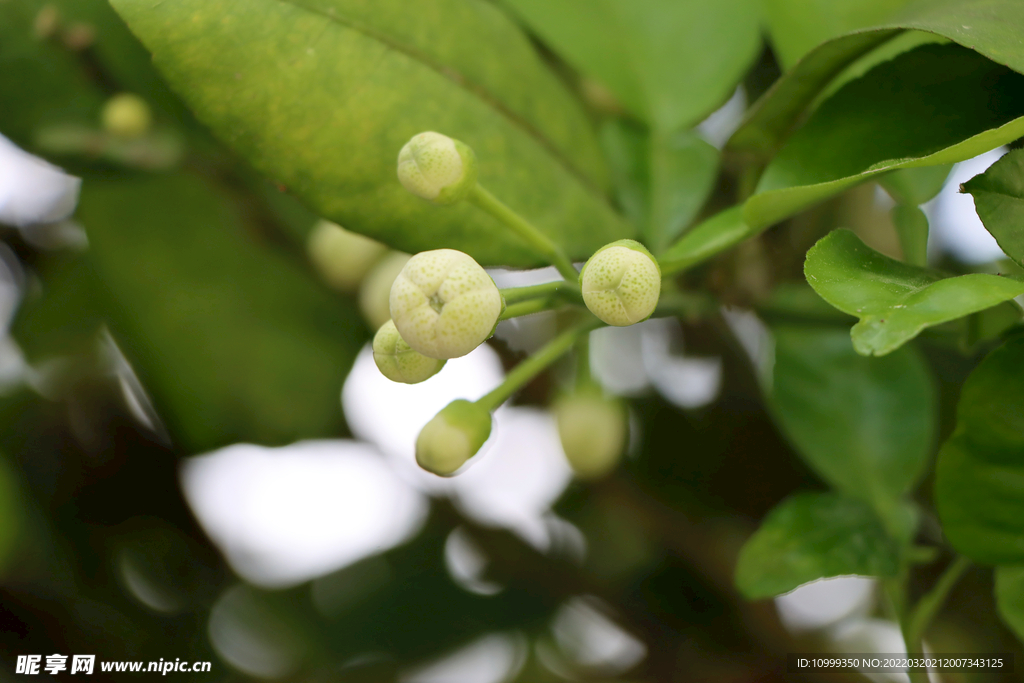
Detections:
[416, 399, 492, 476]
[580, 239, 661, 327]
[390, 249, 503, 360]
[101, 93, 152, 139]
[359, 252, 411, 330]
[307, 220, 387, 292]
[397, 132, 477, 205]
[372, 320, 446, 384]
[554, 391, 628, 480]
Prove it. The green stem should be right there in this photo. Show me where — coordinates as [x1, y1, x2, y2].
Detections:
[574, 334, 593, 389]
[499, 299, 552, 320]
[476, 320, 600, 411]
[647, 128, 671, 254]
[469, 185, 579, 282]
[905, 556, 971, 649]
[500, 280, 580, 305]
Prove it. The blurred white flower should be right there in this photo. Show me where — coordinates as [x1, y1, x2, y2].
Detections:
[0, 133, 81, 228]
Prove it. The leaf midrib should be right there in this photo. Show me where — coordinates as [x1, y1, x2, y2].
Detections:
[276, 0, 604, 197]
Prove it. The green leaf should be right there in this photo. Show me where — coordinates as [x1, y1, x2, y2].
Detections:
[76, 172, 367, 453]
[769, 326, 935, 523]
[879, 165, 953, 207]
[109, 0, 629, 267]
[891, 204, 929, 268]
[500, 0, 761, 132]
[995, 565, 1024, 643]
[735, 492, 901, 600]
[804, 229, 1024, 356]
[963, 149, 1024, 270]
[763, 0, 919, 70]
[747, 44, 1024, 231]
[659, 206, 754, 275]
[935, 337, 1024, 564]
[730, 0, 1024, 156]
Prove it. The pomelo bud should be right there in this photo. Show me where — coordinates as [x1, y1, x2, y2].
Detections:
[416, 399, 492, 476]
[101, 93, 152, 139]
[389, 249, 503, 360]
[372, 320, 446, 384]
[397, 132, 477, 205]
[579, 239, 661, 326]
[554, 391, 628, 480]
[307, 219, 386, 292]
[359, 252, 411, 330]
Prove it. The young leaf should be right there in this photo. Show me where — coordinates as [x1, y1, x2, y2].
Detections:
[730, 0, 1024, 156]
[735, 492, 901, 600]
[995, 566, 1024, 643]
[500, 0, 761, 132]
[963, 149, 1024, 270]
[879, 165, 952, 207]
[804, 230, 1024, 356]
[747, 44, 1024, 231]
[76, 172, 367, 453]
[935, 337, 1024, 565]
[109, 0, 629, 266]
[890, 204, 929, 268]
[769, 326, 934, 524]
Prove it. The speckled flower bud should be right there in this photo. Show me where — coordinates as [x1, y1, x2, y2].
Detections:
[307, 220, 387, 292]
[101, 93, 152, 139]
[359, 252, 411, 330]
[554, 391, 627, 480]
[397, 132, 477, 205]
[372, 320, 446, 384]
[416, 399, 492, 476]
[579, 239, 661, 327]
[389, 249, 503, 360]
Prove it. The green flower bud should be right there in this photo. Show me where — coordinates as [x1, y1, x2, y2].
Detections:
[372, 320, 446, 384]
[389, 249, 503, 360]
[101, 93, 152, 139]
[579, 239, 661, 327]
[359, 252, 411, 330]
[554, 391, 628, 480]
[416, 399, 492, 476]
[397, 132, 477, 205]
[307, 219, 387, 292]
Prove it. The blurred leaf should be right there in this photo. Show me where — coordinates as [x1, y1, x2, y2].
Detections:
[879, 165, 952, 207]
[769, 326, 934, 524]
[762, 0, 918, 69]
[804, 230, 1024, 356]
[735, 492, 900, 600]
[659, 206, 754, 275]
[995, 565, 1024, 643]
[0, 455, 23, 578]
[747, 45, 1024, 231]
[601, 120, 719, 252]
[730, 0, 1024, 156]
[500, 0, 761, 132]
[14, 255, 105, 360]
[935, 336, 1024, 564]
[890, 204, 929, 268]
[963, 148, 1024, 270]
[76, 172, 366, 452]
[109, 0, 629, 266]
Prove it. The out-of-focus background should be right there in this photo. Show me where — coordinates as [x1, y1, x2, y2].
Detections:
[1, 0, 1022, 681]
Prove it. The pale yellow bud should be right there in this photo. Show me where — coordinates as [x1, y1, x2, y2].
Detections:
[307, 220, 386, 292]
[580, 239, 661, 326]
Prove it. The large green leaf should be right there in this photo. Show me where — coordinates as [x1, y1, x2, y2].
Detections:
[769, 326, 935, 523]
[995, 565, 1024, 643]
[762, 0, 918, 70]
[935, 337, 1024, 564]
[74, 172, 366, 453]
[658, 206, 753, 275]
[804, 230, 1024, 356]
[735, 492, 901, 600]
[500, 0, 761, 132]
[963, 149, 1024, 270]
[730, 0, 1024, 156]
[747, 44, 1024, 231]
[109, 0, 629, 267]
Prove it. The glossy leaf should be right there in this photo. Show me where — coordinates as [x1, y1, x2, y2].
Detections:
[109, 0, 629, 267]
[500, 0, 761, 132]
[735, 492, 901, 600]
[963, 149, 1024, 269]
[75, 173, 367, 453]
[935, 337, 1024, 564]
[805, 230, 1024, 356]
[995, 566, 1024, 643]
[731, 0, 1024, 156]
[769, 326, 934, 523]
[747, 45, 1024, 231]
